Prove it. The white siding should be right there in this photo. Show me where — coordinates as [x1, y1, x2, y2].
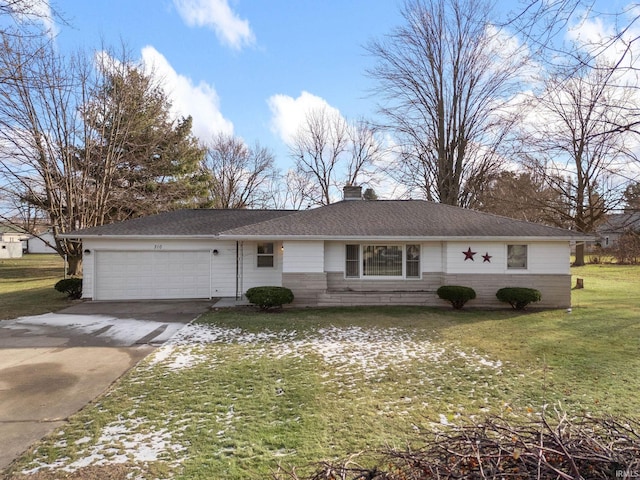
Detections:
[528, 242, 571, 274]
[239, 241, 283, 291]
[283, 241, 324, 273]
[445, 241, 570, 275]
[0, 242, 22, 259]
[422, 242, 443, 272]
[324, 241, 345, 272]
[210, 241, 239, 296]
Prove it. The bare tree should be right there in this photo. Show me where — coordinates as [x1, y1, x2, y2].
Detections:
[367, 0, 527, 207]
[290, 107, 382, 205]
[290, 106, 349, 206]
[520, 61, 638, 265]
[346, 118, 383, 186]
[264, 169, 315, 210]
[506, 1, 640, 135]
[201, 133, 276, 209]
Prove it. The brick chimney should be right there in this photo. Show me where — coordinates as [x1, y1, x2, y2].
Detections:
[343, 185, 362, 200]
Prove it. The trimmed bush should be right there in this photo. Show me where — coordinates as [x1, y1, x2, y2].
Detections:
[436, 285, 476, 310]
[496, 287, 541, 310]
[245, 286, 294, 310]
[54, 278, 83, 300]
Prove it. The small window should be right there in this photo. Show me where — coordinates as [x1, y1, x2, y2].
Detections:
[257, 242, 274, 268]
[507, 244, 527, 269]
[406, 244, 420, 278]
[345, 244, 360, 278]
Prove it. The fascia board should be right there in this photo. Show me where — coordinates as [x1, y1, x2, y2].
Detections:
[219, 234, 595, 242]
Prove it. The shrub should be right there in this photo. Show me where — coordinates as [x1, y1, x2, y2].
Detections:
[436, 285, 476, 310]
[245, 286, 294, 310]
[496, 287, 541, 310]
[54, 278, 83, 300]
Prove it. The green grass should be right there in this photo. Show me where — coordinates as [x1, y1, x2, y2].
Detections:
[4, 263, 640, 480]
[0, 254, 70, 320]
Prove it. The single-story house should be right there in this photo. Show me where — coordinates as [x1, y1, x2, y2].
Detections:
[61, 186, 592, 308]
[596, 213, 640, 249]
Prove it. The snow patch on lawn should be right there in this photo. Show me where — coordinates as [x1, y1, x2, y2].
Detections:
[23, 322, 505, 476]
[145, 323, 503, 376]
[22, 417, 186, 476]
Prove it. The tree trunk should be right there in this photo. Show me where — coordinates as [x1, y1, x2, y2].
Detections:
[66, 254, 83, 277]
[573, 242, 585, 266]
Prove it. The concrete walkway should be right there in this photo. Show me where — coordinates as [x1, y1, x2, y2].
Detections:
[0, 300, 212, 471]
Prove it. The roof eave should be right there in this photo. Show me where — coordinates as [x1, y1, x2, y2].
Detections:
[220, 234, 595, 242]
[61, 233, 596, 242]
[58, 234, 221, 240]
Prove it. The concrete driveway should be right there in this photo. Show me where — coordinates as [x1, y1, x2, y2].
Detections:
[0, 300, 212, 471]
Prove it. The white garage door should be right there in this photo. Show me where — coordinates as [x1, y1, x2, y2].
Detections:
[95, 251, 211, 300]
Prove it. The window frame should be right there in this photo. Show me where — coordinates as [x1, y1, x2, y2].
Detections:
[345, 244, 360, 278]
[507, 244, 528, 270]
[256, 242, 275, 268]
[344, 244, 421, 279]
[405, 244, 421, 278]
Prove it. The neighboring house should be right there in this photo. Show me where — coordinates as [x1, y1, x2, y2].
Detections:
[61, 186, 592, 308]
[26, 231, 58, 254]
[0, 226, 27, 259]
[596, 213, 640, 249]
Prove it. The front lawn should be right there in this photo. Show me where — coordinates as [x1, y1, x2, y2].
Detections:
[0, 254, 69, 320]
[5, 264, 640, 479]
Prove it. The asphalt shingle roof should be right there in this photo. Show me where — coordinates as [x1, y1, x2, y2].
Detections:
[66, 209, 297, 236]
[222, 200, 587, 238]
[597, 213, 640, 233]
[65, 200, 589, 240]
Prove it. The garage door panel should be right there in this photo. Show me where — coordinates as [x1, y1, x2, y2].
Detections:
[95, 251, 211, 300]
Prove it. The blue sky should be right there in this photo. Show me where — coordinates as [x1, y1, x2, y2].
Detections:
[24, 0, 640, 182]
[53, 0, 408, 167]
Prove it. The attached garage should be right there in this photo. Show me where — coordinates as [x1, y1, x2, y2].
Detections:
[94, 250, 212, 300]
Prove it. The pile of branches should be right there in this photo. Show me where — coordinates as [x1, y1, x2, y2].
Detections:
[273, 413, 640, 480]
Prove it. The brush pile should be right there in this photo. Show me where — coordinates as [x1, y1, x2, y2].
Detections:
[274, 413, 640, 480]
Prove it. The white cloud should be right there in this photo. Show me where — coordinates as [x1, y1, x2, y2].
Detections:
[140, 46, 234, 141]
[10, 0, 58, 37]
[267, 91, 343, 146]
[566, 6, 640, 70]
[172, 0, 255, 50]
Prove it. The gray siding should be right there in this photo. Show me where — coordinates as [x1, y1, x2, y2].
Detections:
[285, 271, 571, 308]
[282, 272, 328, 306]
[441, 273, 571, 308]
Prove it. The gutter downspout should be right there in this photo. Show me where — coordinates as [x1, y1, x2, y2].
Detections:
[235, 241, 244, 300]
[235, 241, 239, 300]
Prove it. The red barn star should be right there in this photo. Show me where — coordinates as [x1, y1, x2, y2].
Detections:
[482, 252, 492, 263]
[463, 247, 476, 261]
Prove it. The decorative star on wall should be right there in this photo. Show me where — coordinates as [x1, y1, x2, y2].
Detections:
[482, 252, 492, 263]
[463, 247, 477, 261]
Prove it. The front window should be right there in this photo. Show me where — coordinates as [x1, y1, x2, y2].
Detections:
[344, 244, 420, 278]
[406, 244, 421, 278]
[363, 245, 402, 276]
[257, 242, 274, 267]
[346, 244, 360, 277]
[507, 244, 527, 269]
